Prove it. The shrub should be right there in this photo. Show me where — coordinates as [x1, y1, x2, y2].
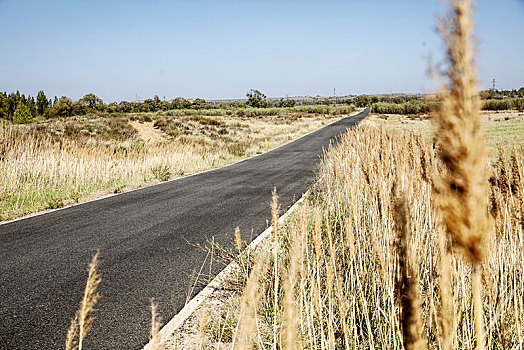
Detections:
[227, 142, 248, 156]
[190, 115, 225, 126]
[151, 164, 172, 181]
[13, 102, 34, 124]
[482, 99, 512, 111]
[371, 100, 429, 114]
[46, 196, 64, 209]
[153, 118, 167, 128]
[481, 98, 524, 111]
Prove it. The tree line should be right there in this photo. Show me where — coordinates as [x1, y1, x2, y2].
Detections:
[0, 91, 216, 124]
[0, 90, 302, 124]
[2, 87, 521, 124]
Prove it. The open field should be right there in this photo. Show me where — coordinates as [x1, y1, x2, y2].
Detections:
[0, 106, 355, 221]
[362, 111, 524, 159]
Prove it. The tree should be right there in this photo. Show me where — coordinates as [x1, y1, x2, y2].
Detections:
[6, 92, 19, 120]
[26, 95, 37, 117]
[142, 99, 156, 112]
[171, 97, 191, 109]
[36, 91, 49, 116]
[276, 98, 296, 107]
[246, 89, 267, 108]
[191, 98, 206, 109]
[72, 100, 88, 115]
[0, 92, 8, 119]
[13, 101, 34, 124]
[53, 96, 73, 117]
[107, 102, 121, 113]
[78, 93, 104, 112]
[354, 95, 371, 108]
[119, 101, 133, 113]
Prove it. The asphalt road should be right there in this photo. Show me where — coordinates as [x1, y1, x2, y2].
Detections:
[0, 108, 368, 349]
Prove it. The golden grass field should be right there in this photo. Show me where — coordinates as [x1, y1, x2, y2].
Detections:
[0, 108, 353, 221]
[362, 111, 524, 159]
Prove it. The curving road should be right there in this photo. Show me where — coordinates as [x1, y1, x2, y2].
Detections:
[0, 108, 368, 349]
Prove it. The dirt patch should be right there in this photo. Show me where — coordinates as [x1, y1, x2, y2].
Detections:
[129, 121, 165, 144]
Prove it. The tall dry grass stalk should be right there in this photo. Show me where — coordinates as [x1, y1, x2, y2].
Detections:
[65, 251, 102, 350]
[434, 0, 488, 265]
[281, 203, 308, 350]
[270, 188, 281, 349]
[393, 186, 426, 350]
[149, 299, 163, 350]
[434, 0, 489, 348]
[232, 247, 269, 349]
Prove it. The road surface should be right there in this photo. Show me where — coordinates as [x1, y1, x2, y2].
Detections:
[0, 108, 368, 349]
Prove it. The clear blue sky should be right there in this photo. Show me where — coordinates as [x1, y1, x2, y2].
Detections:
[0, 0, 523, 102]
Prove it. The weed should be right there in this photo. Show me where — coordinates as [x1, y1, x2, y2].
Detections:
[151, 164, 172, 182]
[227, 142, 248, 157]
[46, 196, 64, 209]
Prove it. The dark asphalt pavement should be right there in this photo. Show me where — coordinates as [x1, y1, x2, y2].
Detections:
[0, 108, 368, 349]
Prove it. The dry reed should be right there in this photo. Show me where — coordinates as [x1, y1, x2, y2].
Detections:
[393, 185, 426, 350]
[434, 0, 490, 348]
[65, 251, 101, 350]
[149, 299, 163, 350]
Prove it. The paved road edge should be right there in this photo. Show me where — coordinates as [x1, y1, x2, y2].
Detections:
[142, 191, 309, 350]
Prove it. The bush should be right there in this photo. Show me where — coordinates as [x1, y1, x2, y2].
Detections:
[13, 102, 34, 124]
[53, 97, 73, 118]
[151, 164, 172, 181]
[481, 98, 524, 111]
[513, 98, 524, 111]
[482, 99, 512, 111]
[371, 100, 429, 115]
[227, 142, 248, 156]
[153, 118, 167, 128]
[190, 115, 225, 126]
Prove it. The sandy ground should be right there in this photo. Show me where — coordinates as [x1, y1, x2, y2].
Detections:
[129, 121, 166, 144]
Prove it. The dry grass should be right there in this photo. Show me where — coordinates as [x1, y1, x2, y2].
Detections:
[362, 111, 524, 160]
[0, 110, 346, 221]
[434, 1, 489, 347]
[66, 251, 101, 350]
[187, 123, 522, 349]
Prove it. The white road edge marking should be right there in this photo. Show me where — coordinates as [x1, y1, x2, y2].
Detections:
[142, 191, 309, 350]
